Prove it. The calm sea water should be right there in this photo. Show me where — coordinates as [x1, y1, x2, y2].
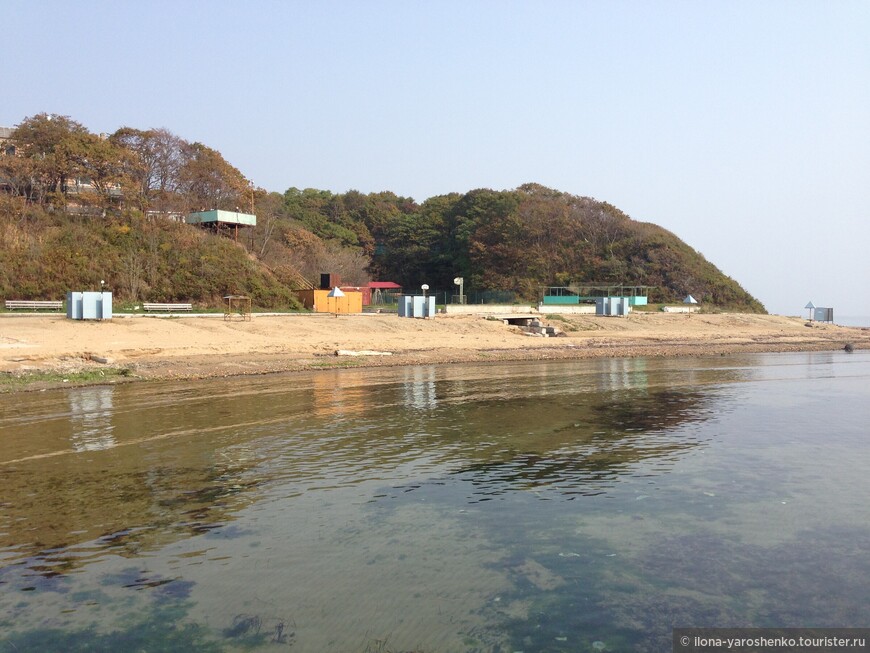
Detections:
[836, 315, 870, 328]
[1, 352, 868, 652]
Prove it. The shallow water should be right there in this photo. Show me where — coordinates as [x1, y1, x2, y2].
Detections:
[1, 352, 868, 652]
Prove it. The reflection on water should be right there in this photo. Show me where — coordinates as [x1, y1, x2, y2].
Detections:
[69, 386, 116, 452]
[454, 386, 718, 499]
[402, 366, 438, 410]
[0, 353, 869, 652]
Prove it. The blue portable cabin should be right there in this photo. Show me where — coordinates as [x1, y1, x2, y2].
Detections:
[595, 296, 631, 316]
[398, 295, 436, 318]
[67, 291, 112, 320]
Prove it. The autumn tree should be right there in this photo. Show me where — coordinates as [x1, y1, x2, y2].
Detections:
[280, 224, 370, 286]
[55, 133, 134, 211]
[513, 185, 588, 291]
[110, 127, 186, 212]
[0, 155, 40, 201]
[176, 142, 249, 213]
[9, 113, 91, 203]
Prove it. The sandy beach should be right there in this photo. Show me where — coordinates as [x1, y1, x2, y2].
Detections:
[1, 311, 867, 388]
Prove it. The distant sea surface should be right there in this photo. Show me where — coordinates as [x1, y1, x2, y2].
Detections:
[777, 314, 869, 327]
[836, 315, 870, 327]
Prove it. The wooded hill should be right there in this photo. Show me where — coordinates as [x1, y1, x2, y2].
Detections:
[0, 113, 764, 311]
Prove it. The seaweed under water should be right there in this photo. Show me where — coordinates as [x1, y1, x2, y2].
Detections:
[1, 565, 223, 653]
[494, 524, 870, 653]
[0, 604, 223, 653]
[222, 613, 297, 648]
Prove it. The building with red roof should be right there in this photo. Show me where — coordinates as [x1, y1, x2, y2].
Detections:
[336, 281, 402, 305]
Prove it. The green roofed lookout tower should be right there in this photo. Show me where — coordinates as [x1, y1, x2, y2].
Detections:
[185, 210, 257, 241]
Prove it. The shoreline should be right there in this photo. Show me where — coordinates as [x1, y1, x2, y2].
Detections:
[1, 312, 867, 392]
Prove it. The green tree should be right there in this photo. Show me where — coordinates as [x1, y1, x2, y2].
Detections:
[448, 188, 520, 291]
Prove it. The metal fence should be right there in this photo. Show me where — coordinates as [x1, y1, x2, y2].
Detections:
[370, 289, 402, 306]
[369, 289, 522, 306]
[434, 290, 519, 305]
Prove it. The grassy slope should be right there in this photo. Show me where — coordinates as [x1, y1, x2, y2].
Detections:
[0, 202, 302, 309]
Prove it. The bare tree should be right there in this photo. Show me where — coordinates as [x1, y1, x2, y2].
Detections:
[121, 246, 144, 301]
[110, 127, 186, 212]
[251, 191, 285, 259]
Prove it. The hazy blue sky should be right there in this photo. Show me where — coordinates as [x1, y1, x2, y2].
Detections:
[4, 1, 868, 318]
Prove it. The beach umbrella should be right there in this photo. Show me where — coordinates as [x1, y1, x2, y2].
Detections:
[327, 286, 345, 317]
[683, 295, 698, 304]
[805, 301, 815, 320]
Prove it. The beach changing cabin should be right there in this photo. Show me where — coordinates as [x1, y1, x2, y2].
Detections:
[595, 296, 631, 316]
[67, 291, 112, 320]
[295, 288, 363, 313]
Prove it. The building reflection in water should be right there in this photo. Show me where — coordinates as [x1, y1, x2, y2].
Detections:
[68, 386, 116, 452]
[309, 371, 370, 419]
[402, 366, 438, 410]
[600, 358, 649, 392]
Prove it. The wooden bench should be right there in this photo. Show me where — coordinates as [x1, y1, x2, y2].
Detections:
[142, 302, 193, 312]
[5, 299, 63, 311]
